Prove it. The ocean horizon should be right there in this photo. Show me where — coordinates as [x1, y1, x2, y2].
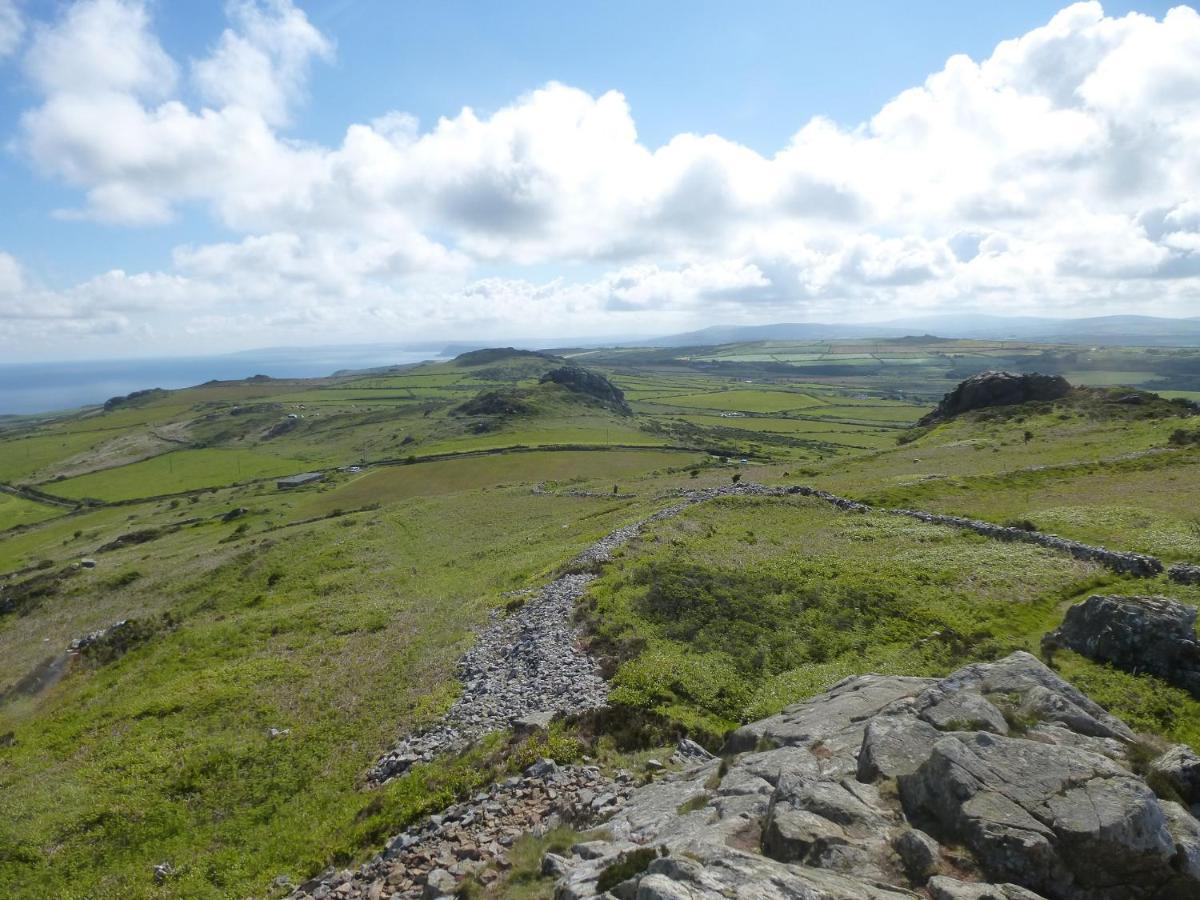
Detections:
[0, 348, 446, 416]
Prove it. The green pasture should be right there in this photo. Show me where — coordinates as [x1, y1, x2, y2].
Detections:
[291, 449, 700, 518]
[0, 430, 115, 483]
[818, 406, 1191, 498]
[0, 494, 63, 530]
[801, 404, 922, 424]
[639, 389, 823, 413]
[0, 486, 664, 898]
[47, 449, 319, 502]
[856, 454, 1200, 562]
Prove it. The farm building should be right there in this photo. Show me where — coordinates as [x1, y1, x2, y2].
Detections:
[276, 472, 325, 489]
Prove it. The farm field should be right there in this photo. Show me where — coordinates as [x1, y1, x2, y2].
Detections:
[48, 448, 319, 502]
[638, 388, 824, 412]
[290, 448, 700, 518]
[0, 493, 63, 529]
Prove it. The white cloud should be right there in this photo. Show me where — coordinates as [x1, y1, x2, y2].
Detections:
[0, 0, 22, 59]
[23, 0, 175, 97]
[7, 1, 1200, 356]
[192, 0, 332, 126]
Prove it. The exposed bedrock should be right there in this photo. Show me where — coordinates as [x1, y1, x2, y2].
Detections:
[551, 652, 1200, 900]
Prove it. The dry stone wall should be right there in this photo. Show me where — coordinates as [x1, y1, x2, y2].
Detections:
[786, 485, 1166, 577]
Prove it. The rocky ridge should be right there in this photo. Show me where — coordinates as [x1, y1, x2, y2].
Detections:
[552, 652, 1200, 900]
[538, 367, 631, 414]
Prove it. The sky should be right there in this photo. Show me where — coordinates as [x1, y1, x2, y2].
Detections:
[0, 0, 1198, 361]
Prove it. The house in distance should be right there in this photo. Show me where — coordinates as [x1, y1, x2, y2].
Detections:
[276, 472, 325, 490]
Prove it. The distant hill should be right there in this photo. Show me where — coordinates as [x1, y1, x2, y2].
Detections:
[634, 322, 912, 346]
[647, 314, 1200, 348]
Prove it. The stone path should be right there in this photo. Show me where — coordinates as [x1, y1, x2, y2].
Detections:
[367, 482, 781, 784]
[367, 573, 608, 783]
[294, 761, 635, 899]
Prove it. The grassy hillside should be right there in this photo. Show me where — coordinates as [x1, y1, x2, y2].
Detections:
[3, 341, 1200, 898]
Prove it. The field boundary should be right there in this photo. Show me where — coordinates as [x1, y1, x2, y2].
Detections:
[23, 443, 718, 508]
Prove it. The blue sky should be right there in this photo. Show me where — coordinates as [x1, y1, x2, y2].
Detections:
[0, 1, 1198, 359]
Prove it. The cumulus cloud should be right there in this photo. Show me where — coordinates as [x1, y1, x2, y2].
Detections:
[23, 0, 174, 97]
[192, 0, 332, 126]
[7, 1, 1200, 356]
[19, 0, 329, 224]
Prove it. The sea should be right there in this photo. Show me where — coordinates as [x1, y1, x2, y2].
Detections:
[0, 347, 449, 416]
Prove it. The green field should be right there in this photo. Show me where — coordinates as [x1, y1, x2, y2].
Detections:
[3, 339, 1200, 898]
[641, 388, 822, 412]
[583, 496, 1109, 736]
[48, 448, 319, 502]
[0, 493, 63, 530]
[0, 430, 116, 483]
[291, 449, 700, 518]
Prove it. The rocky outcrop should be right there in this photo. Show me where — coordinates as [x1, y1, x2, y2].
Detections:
[1169, 564, 1200, 586]
[920, 372, 1072, 425]
[1043, 594, 1200, 696]
[539, 367, 631, 414]
[454, 390, 532, 417]
[1150, 745, 1200, 807]
[550, 652, 1200, 899]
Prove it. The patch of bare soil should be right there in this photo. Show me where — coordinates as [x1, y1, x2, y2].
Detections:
[31, 426, 191, 482]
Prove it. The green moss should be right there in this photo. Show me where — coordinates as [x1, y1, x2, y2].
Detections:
[595, 847, 659, 893]
[676, 795, 710, 815]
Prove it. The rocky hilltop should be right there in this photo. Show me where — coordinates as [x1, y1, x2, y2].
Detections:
[540, 367, 631, 414]
[551, 651, 1200, 900]
[919, 372, 1072, 425]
